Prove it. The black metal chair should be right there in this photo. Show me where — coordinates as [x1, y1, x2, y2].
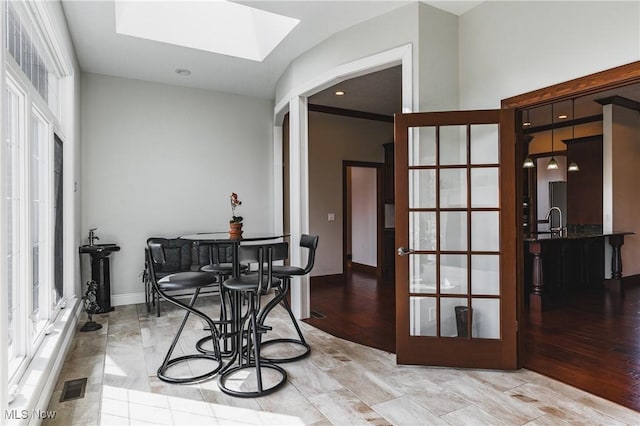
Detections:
[146, 238, 223, 384]
[257, 234, 319, 363]
[218, 242, 289, 397]
[143, 238, 217, 317]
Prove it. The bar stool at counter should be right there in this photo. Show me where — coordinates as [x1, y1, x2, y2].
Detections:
[146, 238, 223, 384]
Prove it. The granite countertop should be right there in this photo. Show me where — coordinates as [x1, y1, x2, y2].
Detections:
[524, 230, 634, 242]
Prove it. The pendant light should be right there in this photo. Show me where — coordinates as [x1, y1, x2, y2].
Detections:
[523, 156, 535, 168]
[522, 109, 535, 168]
[546, 103, 558, 170]
[567, 98, 580, 172]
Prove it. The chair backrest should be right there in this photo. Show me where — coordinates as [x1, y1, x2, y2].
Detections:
[146, 237, 190, 272]
[146, 238, 168, 289]
[239, 242, 288, 293]
[148, 238, 166, 265]
[145, 237, 218, 274]
[300, 234, 319, 275]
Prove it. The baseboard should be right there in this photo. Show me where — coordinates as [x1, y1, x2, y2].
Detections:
[351, 262, 378, 275]
[111, 291, 146, 307]
[310, 274, 344, 284]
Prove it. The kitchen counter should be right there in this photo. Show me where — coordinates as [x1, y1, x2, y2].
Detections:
[525, 230, 634, 323]
[524, 230, 633, 242]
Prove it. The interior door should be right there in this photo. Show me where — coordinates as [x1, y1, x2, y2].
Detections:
[394, 109, 517, 369]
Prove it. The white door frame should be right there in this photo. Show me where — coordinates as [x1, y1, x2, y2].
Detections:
[273, 44, 413, 319]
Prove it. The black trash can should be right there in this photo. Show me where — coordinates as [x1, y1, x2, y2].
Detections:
[455, 306, 470, 337]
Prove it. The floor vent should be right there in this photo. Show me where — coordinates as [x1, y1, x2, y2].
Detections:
[310, 310, 326, 319]
[60, 378, 87, 402]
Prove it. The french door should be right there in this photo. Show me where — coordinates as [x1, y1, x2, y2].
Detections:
[394, 109, 517, 369]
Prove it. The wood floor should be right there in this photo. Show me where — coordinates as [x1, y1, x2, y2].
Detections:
[306, 270, 640, 412]
[524, 284, 640, 412]
[304, 269, 395, 353]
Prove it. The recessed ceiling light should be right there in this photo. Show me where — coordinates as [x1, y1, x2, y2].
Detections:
[115, 1, 299, 62]
[523, 121, 531, 127]
[335, 90, 345, 96]
[175, 68, 191, 76]
[558, 114, 568, 119]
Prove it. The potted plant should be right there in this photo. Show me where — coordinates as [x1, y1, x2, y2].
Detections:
[229, 192, 243, 238]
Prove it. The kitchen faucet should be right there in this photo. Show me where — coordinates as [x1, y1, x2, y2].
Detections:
[546, 207, 563, 233]
[88, 228, 99, 246]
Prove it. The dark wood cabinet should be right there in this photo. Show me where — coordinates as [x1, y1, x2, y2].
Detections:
[525, 236, 605, 307]
[566, 135, 603, 225]
[383, 142, 394, 203]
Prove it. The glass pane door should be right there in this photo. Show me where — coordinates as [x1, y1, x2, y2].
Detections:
[395, 109, 517, 369]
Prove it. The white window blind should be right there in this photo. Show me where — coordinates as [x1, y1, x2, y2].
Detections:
[4, 1, 60, 118]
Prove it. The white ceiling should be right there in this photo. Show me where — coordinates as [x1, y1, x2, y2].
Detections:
[309, 66, 402, 116]
[61, 1, 482, 100]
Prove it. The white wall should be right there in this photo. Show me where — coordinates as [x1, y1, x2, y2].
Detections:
[417, 2, 460, 111]
[351, 167, 377, 267]
[308, 112, 389, 276]
[276, 2, 461, 112]
[81, 73, 274, 301]
[459, 1, 640, 109]
[275, 3, 419, 109]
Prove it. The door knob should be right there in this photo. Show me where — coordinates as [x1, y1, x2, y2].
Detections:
[397, 247, 415, 256]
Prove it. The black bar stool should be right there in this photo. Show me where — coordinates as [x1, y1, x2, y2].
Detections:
[257, 234, 319, 363]
[146, 238, 223, 384]
[196, 243, 248, 356]
[218, 243, 288, 397]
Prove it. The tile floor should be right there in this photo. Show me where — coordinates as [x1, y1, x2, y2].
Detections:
[45, 296, 640, 425]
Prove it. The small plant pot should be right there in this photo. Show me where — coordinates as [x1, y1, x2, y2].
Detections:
[229, 222, 243, 239]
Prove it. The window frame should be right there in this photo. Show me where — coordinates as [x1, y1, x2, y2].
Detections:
[5, 72, 28, 383]
[4, 52, 60, 388]
[29, 104, 54, 344]
[2, 0, 74, 411]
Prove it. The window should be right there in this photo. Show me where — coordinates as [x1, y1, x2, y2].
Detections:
[5, 1, 59, 116]
[5, 78, 26, 378]
[30, 108, 51, 338]
[3, 1, 61, 384]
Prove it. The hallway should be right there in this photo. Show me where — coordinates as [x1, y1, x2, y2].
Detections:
[305, 270, 395, 353]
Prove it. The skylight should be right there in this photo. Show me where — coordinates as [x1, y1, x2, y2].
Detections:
[114, 1, 300, 62]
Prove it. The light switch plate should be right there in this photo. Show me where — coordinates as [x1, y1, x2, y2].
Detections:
[328, 213, 335, 222]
